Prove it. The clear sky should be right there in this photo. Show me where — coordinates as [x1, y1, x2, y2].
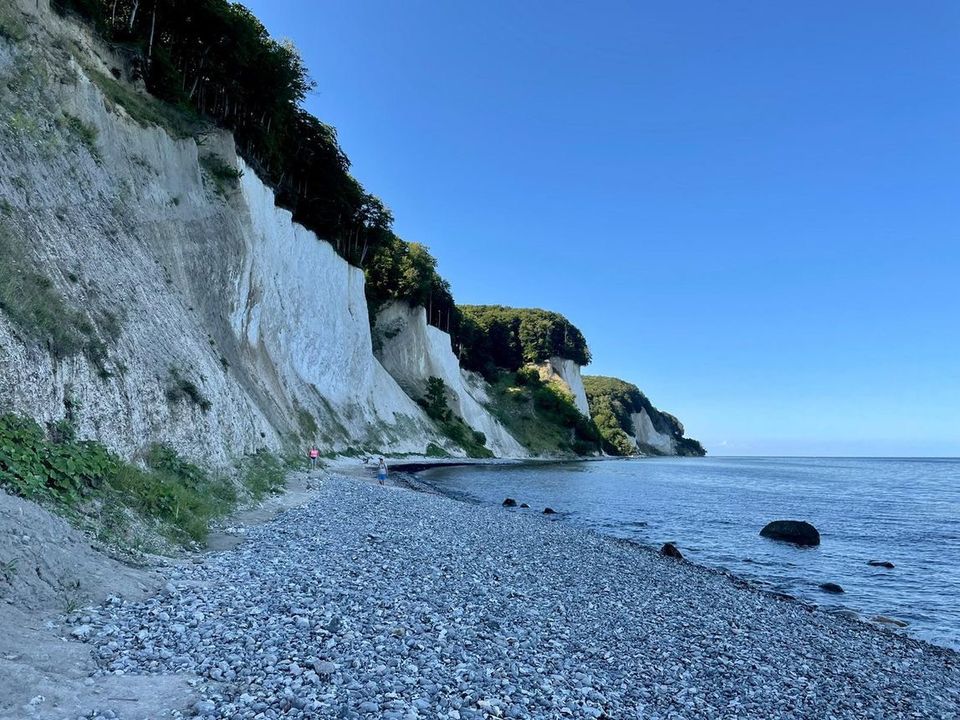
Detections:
[241, 0, 960, 457]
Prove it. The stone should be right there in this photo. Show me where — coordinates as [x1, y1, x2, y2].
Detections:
[71, 624, 93, 640]
[502, 498, 518, 507]
[759, 520, 820, 546]
[819, 583, 844, 594]
[520, 503, 529, 509]
[543, 507, 557, 515]
[867, 560, 895, 569]
[660, 543, 683, 560]
[194, 699, 216, 716]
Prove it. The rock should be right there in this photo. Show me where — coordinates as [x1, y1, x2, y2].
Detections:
[520, 503, 529, 509]
[819, 582, 844, 594]
[193, 699, 216, 716]
[660, 543, 683, 560]
[543, 507, 557, 515]
[70, 624, 93, 640]
[502, 498, 518, 507]
[867, 560, 895, 569]
[872, 615, 909, 627]
[314, 660, 336, 679]
[759, 520, 820, 546]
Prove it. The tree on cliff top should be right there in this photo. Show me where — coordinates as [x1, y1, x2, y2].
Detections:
[457, 306, 591, 377]
[51, 0, 457, 332]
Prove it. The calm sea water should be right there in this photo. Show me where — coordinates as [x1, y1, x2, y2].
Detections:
[421, 457, 960, 651]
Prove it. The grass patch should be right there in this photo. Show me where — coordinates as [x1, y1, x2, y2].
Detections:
[296, 405, 319, 439]
[58, 113, 100, 163]
[200, 154, 243, 197]
[86, 67, 201, 139]
[0, 5, 27, 43]
[240, 450, 286, 501]
[165, 368, 212, 412]
[485, 369, 600, 456]
[0, 222, 113, 373]
[425, 442, 451, 459]
[0, 413, 243, 545]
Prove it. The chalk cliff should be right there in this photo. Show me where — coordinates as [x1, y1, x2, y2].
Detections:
[0, 4, 457, 463]
[537, 357, 590, 416]
[373, 303, 528, 457]
[0, 1, 705, 466]
[583, 376, 705, 457]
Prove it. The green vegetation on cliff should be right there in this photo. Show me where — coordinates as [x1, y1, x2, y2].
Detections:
[50, 0, 457, 332]
[0, 413, 288, 546]
[458, 306, 591, 378]
[485, 369, 600, 456]
[418, 377, 493, 459]
[583, 376, 705, 457]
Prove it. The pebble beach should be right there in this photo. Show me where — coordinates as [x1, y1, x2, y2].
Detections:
[77, 474, 959, 719]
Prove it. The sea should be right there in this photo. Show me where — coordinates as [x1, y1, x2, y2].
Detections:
[420, 456, 960, 651]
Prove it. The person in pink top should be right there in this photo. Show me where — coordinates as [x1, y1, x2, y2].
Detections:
[308, 446, 319, 469]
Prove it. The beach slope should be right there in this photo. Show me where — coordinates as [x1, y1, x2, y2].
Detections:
[71, 476, 959, 718]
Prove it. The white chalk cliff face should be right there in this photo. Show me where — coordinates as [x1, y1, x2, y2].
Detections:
[628, 409, 676, 455]
[373, 303, 529, 458]
[0, 7, 456, 464]
[538, 357, 590, 416]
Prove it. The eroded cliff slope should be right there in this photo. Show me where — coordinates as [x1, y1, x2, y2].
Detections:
[0, 3, 458, 463]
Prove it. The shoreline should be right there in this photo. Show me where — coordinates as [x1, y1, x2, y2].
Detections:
[4, 469, 957, 718]
[408, 460, 960, 655]
[69, 472, 960, 717]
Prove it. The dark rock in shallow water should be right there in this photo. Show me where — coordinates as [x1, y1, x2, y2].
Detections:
[502, 498, 517, 507]
[867, 560, 895, 569]
[760, 520, 820, 546]
[819, 582, 844, 594]
[520, 503, 529, 509]
[543, 507, 557, 515]
[660, 543, 683, 560]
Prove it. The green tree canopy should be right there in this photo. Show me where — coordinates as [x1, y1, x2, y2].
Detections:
[51, 0, 455, 323]
[457, 306, 591, 377]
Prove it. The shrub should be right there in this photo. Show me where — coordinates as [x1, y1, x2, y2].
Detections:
[0, 414, 119, 504]
[200, 154, 243, 197]
[241, 450, 286, 501]
[425, 443, 450, 458]
[0, 414, 261, 546]
[165, 368, 212, 412]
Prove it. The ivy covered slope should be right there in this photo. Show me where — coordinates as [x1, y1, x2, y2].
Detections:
[584, 376, 706, 457]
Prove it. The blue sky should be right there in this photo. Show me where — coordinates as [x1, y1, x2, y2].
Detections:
[242, 0, 960, 456]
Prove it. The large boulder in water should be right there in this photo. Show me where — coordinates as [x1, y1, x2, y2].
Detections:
[760, 520, 820, 546]
[819, 582, 844, 594]
[502, 498, 518, 507]
[660, 543, 684, 560]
